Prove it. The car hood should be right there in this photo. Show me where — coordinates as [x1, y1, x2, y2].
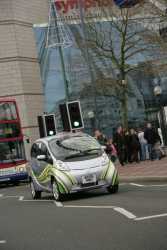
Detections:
[65, 156, 105, 170]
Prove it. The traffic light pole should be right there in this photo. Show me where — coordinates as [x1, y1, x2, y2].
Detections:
[52, 2, 69, 101]
[78, 0, 99, 129]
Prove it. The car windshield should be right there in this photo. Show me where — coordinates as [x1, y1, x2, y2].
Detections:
[49, 136, 102, 161]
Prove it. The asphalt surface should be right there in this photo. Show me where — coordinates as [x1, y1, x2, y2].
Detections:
[0, 182, 167, 250]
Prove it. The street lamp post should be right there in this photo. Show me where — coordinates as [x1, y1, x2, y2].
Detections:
[77, 0, 99, 128]
[153, 85, 167, 146]
[88, 111, 95, 134]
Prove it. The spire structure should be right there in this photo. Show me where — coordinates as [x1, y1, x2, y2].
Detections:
[46, 0, 73, 48]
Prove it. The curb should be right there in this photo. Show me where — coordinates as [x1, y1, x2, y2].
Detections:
[119, 176, 167, 183]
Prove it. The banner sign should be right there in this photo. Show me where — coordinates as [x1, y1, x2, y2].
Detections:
[54, 0, 113, 21]
[55, 0, 112, 14]
[54, 0, 141, 22]
[113, 0, 140, 8]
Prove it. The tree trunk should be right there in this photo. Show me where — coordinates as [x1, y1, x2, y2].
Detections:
[121, 85, 128, 129]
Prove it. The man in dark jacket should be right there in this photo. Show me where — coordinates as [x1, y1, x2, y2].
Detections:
[113, 126, 126, 166]
[144, 123, 161, 160]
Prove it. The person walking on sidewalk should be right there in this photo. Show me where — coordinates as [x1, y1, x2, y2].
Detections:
[129, 128, 140, 163]
[113, 126, 126, 166]
[138, 128, 148, 161]
[144, 123, 161, 160]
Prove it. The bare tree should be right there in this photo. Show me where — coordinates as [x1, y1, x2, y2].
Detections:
[83, 5, 150, 128]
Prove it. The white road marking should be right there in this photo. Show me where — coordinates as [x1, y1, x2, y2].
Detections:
[19, 196, 24, 201]
[0, 240, 6, 244]
[4, 195, 20, 198]
[21, 199, 53, 202]
[54, 201, 63, 207]
[64, 205, 116, 209]
[113, 207, 137, 219]
[0, 194, 4, 197]
[148, 184, 167, 187]
[135, 213, 167, 221]
[130, 183, 144, 187]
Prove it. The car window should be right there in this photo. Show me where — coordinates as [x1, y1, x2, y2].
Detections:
[31, 142, 50, 176]
[31, 143, 38, 158]
[41, 143, 51, 158]
[49, 136, 102, 162]
[31, 143, 44, 158]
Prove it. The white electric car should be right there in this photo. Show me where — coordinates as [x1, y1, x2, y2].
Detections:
[27, 132, 119, 201]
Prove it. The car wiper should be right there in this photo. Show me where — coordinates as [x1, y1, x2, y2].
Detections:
[56, 140, 80, 152]
[65, 149, 101, 160]
[65, 152, 85, 160]
[82, 148, 101, 153]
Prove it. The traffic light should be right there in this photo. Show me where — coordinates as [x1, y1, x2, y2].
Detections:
[68, 101, 84, 130]
[59, 101, 84, 131]
[59, 103, 71, 131]
[38, 114, 57, 138]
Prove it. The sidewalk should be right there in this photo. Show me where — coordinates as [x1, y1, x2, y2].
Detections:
[116, 157, 167, 182]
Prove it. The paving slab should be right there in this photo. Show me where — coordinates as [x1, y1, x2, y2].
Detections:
[116, 157, 167, 182]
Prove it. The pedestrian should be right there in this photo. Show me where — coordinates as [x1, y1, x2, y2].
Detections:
[94, 129, 107, 146]
[144, 123, 161, 160]
[113, 126, 126, 166]
[138, 128, 147, 161]
[129, 128, 140, 163]
[124, 129, 131, 163]
[106, 138, 117, 162]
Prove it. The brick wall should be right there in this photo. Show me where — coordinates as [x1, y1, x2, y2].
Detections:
[0, 0, 49, 159]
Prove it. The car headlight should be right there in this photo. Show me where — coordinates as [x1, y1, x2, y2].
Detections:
[56, 161, 70, 171]
[101, 153, 109, 166]
[16, 166, 26, 173]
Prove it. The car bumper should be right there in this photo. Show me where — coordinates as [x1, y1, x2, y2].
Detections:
[0, 172, 28, 183]
[69, 180, 110, 193]
[55, 163, 118, 194]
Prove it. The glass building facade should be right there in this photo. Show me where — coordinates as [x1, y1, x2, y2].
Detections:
[33, 9, 167, 136]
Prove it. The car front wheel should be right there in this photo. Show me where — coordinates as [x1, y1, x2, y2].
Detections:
[107, 184, 119, 194]
[52, 179, 63, 201]
[30, 180, 41, 199]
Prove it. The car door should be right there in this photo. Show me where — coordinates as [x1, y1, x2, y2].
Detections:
[30, 142, 41, 178]
[37, 142, 53, 189]
[30, 142, 48, 186]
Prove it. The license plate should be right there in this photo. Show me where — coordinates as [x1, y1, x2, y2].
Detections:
[82, 174, 96, 184]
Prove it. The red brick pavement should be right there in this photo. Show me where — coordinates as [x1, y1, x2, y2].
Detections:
[115, 157, 167, 178]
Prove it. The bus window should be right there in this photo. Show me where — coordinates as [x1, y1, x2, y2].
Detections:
[0, 123, 20, 138]
[0, 141, 25, 163]
[0, 102, 17, 121]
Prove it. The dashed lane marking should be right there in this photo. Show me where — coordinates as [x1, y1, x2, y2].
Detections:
[130, 183, 144, 187]
[19, 196, 24, 201]
[54, 201, 63, 207]
[113, 207, 137, 219]
[0, 240, 6, 244]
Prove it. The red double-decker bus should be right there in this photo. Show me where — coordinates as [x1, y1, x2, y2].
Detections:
[0, 99, 28, 183]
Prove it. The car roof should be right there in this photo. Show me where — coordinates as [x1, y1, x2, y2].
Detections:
[35, 132, 91, 144]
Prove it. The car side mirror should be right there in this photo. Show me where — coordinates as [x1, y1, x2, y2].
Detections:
[37, 155, 46, 161]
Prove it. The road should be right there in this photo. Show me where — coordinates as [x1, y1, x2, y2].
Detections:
[0, 182, 167, 250]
